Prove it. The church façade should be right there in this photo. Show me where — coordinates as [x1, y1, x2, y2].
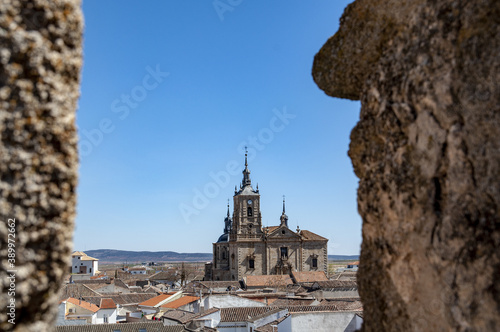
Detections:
[205, 152, 328, 281]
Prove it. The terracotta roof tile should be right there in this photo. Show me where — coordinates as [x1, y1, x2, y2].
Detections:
[55, 321, 187, 332]
[271, 298, 317, 306]
[66, 297, 99, 313]
[319, 299, 363, 311]
[313, 280, 358, 289]
[99, 298, 116, 309]
[162, 309, 198, 324]
[80, 255, 99, 261]
[160, 296, 198, 309]
[220, 307, 279, 322]
[244, 275, 293, 288]
[139, 293, 174, 307]
[291, 271, 329, 283]
[59, 284, 102, 301]
[282, 305, 345, 312]
[82, 293, 157, 306]
[299, 230, 327, 241]
[150, 271, 177, 280]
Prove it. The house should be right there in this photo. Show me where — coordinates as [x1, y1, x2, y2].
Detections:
[149, 270, 179, 287]
[56, 302, 86, 326]
[162, 308, 221, 329]
[202, 294, 267, 311]
[345, 261, 359, 272]
[255, 314, 291, 332]
[290, 310, 362, 332]
[217, 307, 289, 332]
[81, 293, 158, 322]
[138, 292, 183, 315]
[95, 298, 117, 324]
[129, 266, 148, 275]
[160, 296, 199, 312]
[71, 251, 99, 276]
[61, 298, 99, 324]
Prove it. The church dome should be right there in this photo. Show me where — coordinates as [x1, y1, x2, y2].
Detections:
[217, 233, 229, 243]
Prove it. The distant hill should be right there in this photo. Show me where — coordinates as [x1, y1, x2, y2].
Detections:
[84, 249, 358, 264]
[328, 255, 359, 261]
[85, 249, 212, 263]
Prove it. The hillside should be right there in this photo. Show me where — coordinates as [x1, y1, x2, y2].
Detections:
[84, 249, 212, 263]
[84, 249, 359, 263]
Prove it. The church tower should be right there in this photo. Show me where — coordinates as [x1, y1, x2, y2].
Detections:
[230, 150, 263, 240]
[208, 151, 328, 281]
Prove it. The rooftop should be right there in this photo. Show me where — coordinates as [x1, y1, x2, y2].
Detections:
[99, 298, 116, 309]
[139, 292, 177, 307]
[55, 322, 187, 332]
[291, 271, 329, 283]
[244, 275, 293, 288]
[65, 297, 99, 313]
[160, 296, 198, 309]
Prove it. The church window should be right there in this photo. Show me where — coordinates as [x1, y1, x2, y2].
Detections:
[247, 207, 253, 216]
[249, 259, 255, 269]
[312, 258, 318, 268]
[280, 247, 288, 259]
[222, 251, 226, 259]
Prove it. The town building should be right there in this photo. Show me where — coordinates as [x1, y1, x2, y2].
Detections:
[71, 251, 99, 276]
[207, 152, 328, 281]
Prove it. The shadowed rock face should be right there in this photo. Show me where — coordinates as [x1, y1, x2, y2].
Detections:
[0, 0, 82, 331]
[313, 0, 500, 331]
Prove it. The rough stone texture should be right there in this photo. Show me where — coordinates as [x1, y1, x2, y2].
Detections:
[313, 0, 500, 331]
[0, 1, 82, 331]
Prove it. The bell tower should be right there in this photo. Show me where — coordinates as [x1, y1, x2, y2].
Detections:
[231, 149, 263, 240]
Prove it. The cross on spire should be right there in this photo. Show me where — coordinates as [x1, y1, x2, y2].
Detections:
[242, 147, 251, 187]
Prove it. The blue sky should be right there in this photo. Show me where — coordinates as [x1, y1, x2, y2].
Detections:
[75, 0, 361, 255]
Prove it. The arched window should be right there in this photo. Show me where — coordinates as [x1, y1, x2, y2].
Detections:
[247, 207, 253, 216]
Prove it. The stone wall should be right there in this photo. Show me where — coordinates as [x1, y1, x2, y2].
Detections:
[0, 0, 82, 331]
[313, 0, 500, 331]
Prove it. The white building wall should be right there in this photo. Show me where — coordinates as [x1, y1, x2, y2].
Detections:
[204, 294, 266, 310]
[71, 256, 98, 276]
[278, 314, 292, 332]
[95, 308, 117, 324]
[291, 312, 358, 332]
[217, 323, 246, 332]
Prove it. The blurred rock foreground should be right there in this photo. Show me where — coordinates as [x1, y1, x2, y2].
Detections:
[313, 0, 500, 331]
[0, 0, 82, 331]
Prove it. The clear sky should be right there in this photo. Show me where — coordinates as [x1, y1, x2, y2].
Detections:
[75, 0, 362, 255]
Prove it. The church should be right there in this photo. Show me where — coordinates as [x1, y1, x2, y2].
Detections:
[205, 152, 328, 281]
